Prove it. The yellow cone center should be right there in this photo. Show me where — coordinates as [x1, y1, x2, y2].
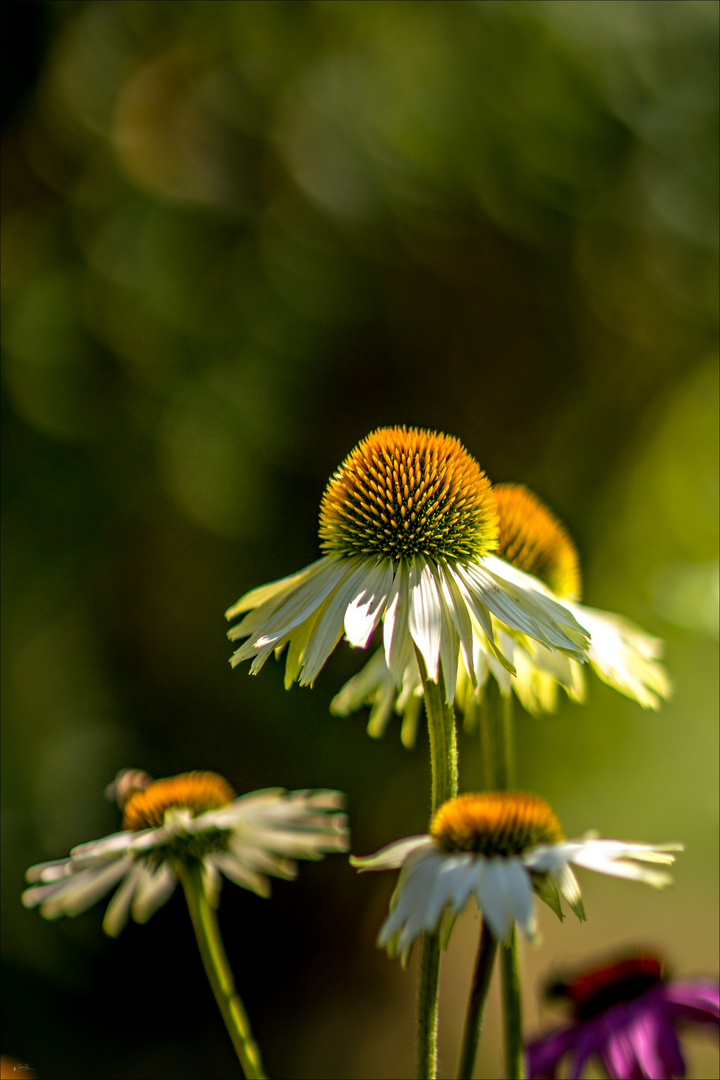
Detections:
[494, 483, 581, 600]
[431, 791, 564, 856]
[122, 771, 236, 831]
[319, 427, 498, 562]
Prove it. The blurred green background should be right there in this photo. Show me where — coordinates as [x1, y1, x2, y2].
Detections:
[2, 2, 718, 1077]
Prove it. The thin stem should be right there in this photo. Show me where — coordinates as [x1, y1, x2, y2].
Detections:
[456, 922, 498, 1080]
[417, 935, 442, 1080]
[415, 648, 459, 1080]
[179, 862, 267, 1080]
[467, 685, 523, 1076]
[416, 649, 458, 811]
[500, 929, 524, 1080]
[477, 680, 514, 790]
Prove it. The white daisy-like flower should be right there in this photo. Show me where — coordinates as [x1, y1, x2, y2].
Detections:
[226, 428, 589, 702]
[352, 791, 681, 957]
[22, 769, 349, 937]
[332, 483, 670, 743]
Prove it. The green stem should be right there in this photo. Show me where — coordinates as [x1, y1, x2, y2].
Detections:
[179, 862, 267, 1079]
[417, 650, 458, 810]
[415, 648, 459, 1080]
[456, 921, 498, 1080]
[469, 684, 524, 1076]
[501, 929, 524, 1080]
[477, 680, 514, 790]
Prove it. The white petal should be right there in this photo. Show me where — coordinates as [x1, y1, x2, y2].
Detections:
[566, 603, 671, 708]
[34, 858, 132, 920]
[343, 560, 394, 647]
[408, 556, 443, 680]
[330, 648, 394, 716]
[383, 563, 414, 685]
[225, 560, 322, 620]
[475, 858, 534, 943]
[102, 862, 146, 937]
[426, 562, 460, 702]
[423, 854, 476, 930]
[550, 863, 585, 922]
[131, 863, 177, 923]
[231, 556, 350, 654]
[351, 835, 433, 872]
[212, 852, 272, 897]
[436, 563, 477, 687]
[467, 556, 589, 658]
[378, 850, 445, 950]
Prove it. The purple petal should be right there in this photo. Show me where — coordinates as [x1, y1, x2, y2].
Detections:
[660, 979, 720, 1028]
[626, 1008, 684, 1079]
[651, 1013, 686, 1079]
[525, 1025, 579, 1079]
[600, 1017, 644, 1080]
[574, 1010, 630, 1080]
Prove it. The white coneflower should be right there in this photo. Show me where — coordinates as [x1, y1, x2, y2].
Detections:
[227, 428, 589, 702]
[352, 791, 681, 956]
[23, 769, 349, 936]
[332, 483, 670, 743]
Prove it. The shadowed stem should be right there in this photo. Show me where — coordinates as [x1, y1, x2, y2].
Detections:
[415, 649, 458, 1080]
[179, 861, 267, 1079]
[456, 921, 498, 1079]
[501, 928, 523, 1080]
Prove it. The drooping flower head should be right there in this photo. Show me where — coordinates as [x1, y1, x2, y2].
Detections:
[227, 428, 589, 701]
[332, 482, 669, 742]
[526, 950, 719, 1079]
[23, 769, 349, 936]
[352, 791, 681, 958]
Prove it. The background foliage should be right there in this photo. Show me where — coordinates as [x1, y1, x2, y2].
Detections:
[2, 2, 718, 1077]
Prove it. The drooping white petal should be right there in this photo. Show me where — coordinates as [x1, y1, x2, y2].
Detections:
[234, 557, 351, 647]
[408, 556, 443, 680]
[475, 858, 535, 943]
[102, 862, 146, 937]
[549, 863, 585, 922]
[130, 863, 177, 923]
[377, 850, 446, 950]
[526, 838, 681, 888]
[211, 852, 272, 897]
[436, 562, 477, 688]
[467, 556, 590, 658]
[426, 561, 460, 702]
[383, 562, 413, 687]
[566, 603, 672, 708]
[423, 853, 476, 930]
[343, 559, 394, 648]
[225, 560, 324, 620]
[30, 858, 133, 920]
[351, 836, 433, 873]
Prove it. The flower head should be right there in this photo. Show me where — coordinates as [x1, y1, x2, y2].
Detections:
[23, 769, 349, 936]
[526, 951, 719, 1079]
[352, 791, 681, 957]
[332, 483, 670, 742]
[227, 428, 589, 701]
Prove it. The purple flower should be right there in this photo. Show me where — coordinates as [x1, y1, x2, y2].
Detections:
[526, 953, 719, 1079]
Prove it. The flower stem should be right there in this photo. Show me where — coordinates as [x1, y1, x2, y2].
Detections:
[477, 680, 514, 790]
[179, 862, 267, 1079]
[456, 921, 498, 1080]
[416, 650, 458, 810]
[415, 648, 459, 1080]
[473, 683, 524, 1076]
[501, 928, 524, 1080]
